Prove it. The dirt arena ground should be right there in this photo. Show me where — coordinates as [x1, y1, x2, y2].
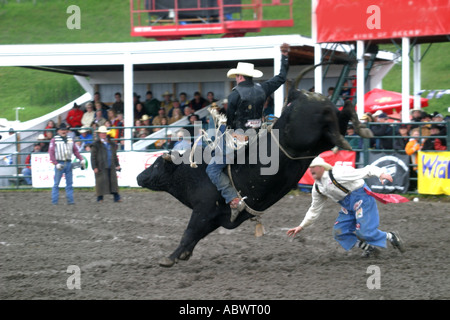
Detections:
[0, 189, 448, 300]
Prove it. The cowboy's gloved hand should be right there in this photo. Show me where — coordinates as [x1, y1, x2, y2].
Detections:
[280, 43, 290, 56]
[56, 163, 64, 171]
[80, 159, 86, 170]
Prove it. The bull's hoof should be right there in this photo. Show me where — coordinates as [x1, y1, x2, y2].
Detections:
[159, 257, 177, 268]
[358, 127, 374, 139]
[337, 136, 353, 151]
[179, 251, 192, 261]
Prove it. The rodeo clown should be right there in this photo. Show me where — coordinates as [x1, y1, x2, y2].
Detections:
[287, 156, 407, 257]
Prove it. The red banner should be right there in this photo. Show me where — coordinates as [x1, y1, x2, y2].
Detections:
[299, 150, 356, 185]
[315, 0, 450, 43]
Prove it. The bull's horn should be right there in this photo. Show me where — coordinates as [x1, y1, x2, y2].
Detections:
[162, 153, 173, 162]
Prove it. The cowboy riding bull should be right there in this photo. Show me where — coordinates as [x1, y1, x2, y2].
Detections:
[137, 46, 371, 267]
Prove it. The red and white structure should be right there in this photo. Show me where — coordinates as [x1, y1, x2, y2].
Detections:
[130, 0, 294, 40]
[312, 0, 450, 121]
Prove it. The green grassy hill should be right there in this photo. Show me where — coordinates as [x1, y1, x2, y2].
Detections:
[0, 0, 448, 122]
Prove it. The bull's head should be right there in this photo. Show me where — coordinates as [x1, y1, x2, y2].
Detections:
[136, 153, 177, 191]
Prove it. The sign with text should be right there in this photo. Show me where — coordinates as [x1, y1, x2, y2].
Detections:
[314, 0, 450, 43]
[31, 151, 167, 188]
[418, 151, 450, 195]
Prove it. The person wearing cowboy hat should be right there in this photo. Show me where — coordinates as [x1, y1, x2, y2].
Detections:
[160, 91, 174, 114]
[90, 125, 122, 203]
[48, 123, 85, 205]
[206, 43, 291, 222]
[286, 156, 405, 257]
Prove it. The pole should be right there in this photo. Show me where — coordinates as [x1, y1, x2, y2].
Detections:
[413, 44, 421, 109]
[123, 53, 134, 151]
[356, 40, 365, 119]
[402, 37, 410, 123]
[314, 44, 322, 94]
[312, 0, 322, 94]
[273, 45, 284, 117]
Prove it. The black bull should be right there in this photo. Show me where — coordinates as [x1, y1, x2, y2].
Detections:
[137, 89, 370, 267]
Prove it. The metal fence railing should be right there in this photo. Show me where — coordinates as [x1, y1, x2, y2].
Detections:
[1, 120, 449, 192]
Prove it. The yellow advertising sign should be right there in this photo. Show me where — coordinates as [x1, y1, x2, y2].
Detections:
[417, 151, 450, 195]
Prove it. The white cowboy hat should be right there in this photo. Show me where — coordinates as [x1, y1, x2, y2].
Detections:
[78, 126, 90, 134]
[309, 156, 333, 171]
[96, 126, 109, 134]
[227, 62, 263, 79]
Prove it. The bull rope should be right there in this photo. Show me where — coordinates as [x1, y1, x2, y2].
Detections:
[227, 164, 266, 217]
[267, 124, 316, 161]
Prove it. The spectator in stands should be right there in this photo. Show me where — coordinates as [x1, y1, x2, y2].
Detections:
[153, 117, 168, 133]
[92, 92, 108, 111]
[78, 126, 93, 150]
[104, 120, 119, 141]
[91, 123, 99, 141]
[165, 130, 176, 149]
[115, 113, 124, 150]
[405, 127, 423, 191]
[107, 109, 120, 127]
[93, 109, 107, 127]
[141, 114, 152, 129]
[22, 143, 41, 185]
[67, 126, 77, 140]
[44, 130, 54, 144]
[169, 107, 183, 124]
[344, 124, 361, 163]
[45, 120, 57, 131]
[411, 109, 423, 122]
[49, 123, 85, 205]
[393, 124, 410, 151]
[345, 124, 361, 150]
[221, 98, 228, 112]
[360, 113, 374, 124]
[134, 102, 146, 120]
[183, 106, 194, 117]
[74, 140, 84, 153]
[371, 113, 394, 149]
[187, 114, 200, 139]
[179, 92, 190, 112]
[189, 91, 207, 111]
[144, 91, 160, 118]
[432, 112, 444, 123]
[152, 107, 168, 126]
[111, 92, 124, 115]
[81, 102, 95, 127]
[172, 130, 191, 152]
[133, 92, 141, 109]
[422, 124, 447, 151]
[327, 87, 344, 107]
[90, 125, 122, 203]
[133, 119, 142, 140]
[421, 112, 432, 123]
[95, 101, 108, 119]
[405, 128, 423, 165]
[160, 91, 174, 114]
[206, 91, 218, 105]
[167, 99, 182, 118]
[66, 103, 84, 130]
[37, 133, 49, 152]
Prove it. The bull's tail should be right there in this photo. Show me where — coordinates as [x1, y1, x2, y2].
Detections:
[294, 62, 334, 88]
